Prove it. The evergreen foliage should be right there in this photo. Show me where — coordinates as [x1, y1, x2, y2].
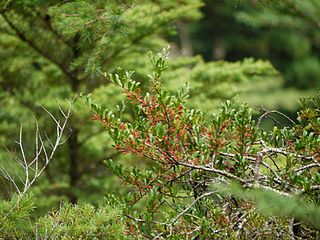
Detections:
[0, 193, 128, 239]
[0, 194, 34, 239]
[216, 183, 320, 230]
[36, 201, 128, 239]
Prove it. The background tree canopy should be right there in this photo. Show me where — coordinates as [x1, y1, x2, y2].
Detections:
[0, 0, 319, 239]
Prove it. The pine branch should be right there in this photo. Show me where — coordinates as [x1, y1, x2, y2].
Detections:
[1, 12, 78, 84]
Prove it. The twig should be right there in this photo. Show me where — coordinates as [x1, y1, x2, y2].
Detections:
[0, 97, 75, 196]
[257, 109, 295, 127]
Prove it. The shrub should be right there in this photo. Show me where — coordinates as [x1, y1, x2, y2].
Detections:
[87, 48, 320, 239]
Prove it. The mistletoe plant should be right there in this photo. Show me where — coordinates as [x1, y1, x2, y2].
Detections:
[86, 48, 320, 239]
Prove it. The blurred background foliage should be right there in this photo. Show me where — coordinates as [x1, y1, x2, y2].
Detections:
[0, 0, 318, 217]
[188, 0, 318, 110]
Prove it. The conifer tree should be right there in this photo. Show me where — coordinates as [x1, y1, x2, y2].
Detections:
[0, 0, 278, 204]
[0, 0, 203, 203]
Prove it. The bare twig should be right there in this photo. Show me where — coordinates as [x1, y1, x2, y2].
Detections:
[171, 191, 216, 225]
[0, 98, 75, 196]
[257, 109, 295, 127]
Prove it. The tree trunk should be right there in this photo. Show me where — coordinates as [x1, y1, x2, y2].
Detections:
[67, 126, 79, 204]
[67, 65, 80, 204]
[176, 21, 193, 57]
